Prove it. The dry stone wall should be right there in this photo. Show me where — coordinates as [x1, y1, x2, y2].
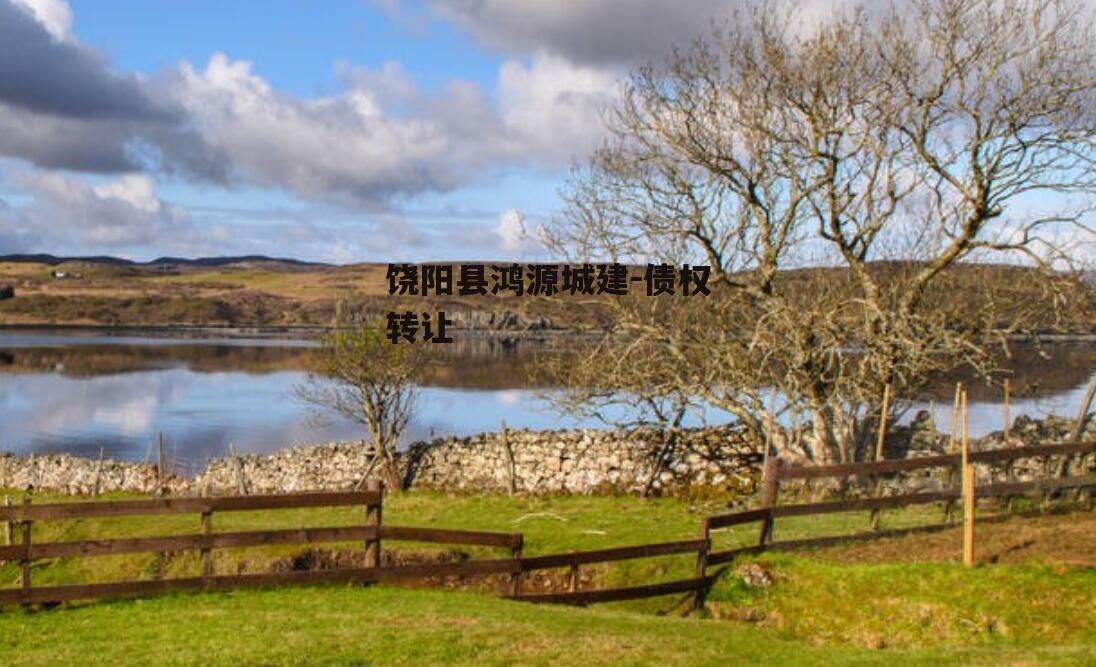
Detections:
[1, 415, 1091, 497]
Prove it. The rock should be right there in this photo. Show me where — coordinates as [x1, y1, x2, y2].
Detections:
[737, 562, 774, 588]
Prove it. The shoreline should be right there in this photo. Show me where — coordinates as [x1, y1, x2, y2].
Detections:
[0, 323, 1092, 345]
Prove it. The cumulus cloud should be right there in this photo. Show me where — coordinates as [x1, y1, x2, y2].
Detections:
[0, 0, 169, 121]
[0, 170, 193, 252]
[498, 53, 617, 163]
[158, 52, 612, 205]
[11, 0, 71, 41]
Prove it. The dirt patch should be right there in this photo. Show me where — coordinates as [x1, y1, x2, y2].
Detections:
[266, 548, 598, 595]
[802, 508, 1096, 566]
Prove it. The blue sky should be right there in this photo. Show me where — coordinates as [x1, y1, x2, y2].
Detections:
[3, 0, 728, 262]
[0, 0, 1089, 266]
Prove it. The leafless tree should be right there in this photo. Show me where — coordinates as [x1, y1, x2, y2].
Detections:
[544, 0, 1095, 463]
[296, 326, 424, 489]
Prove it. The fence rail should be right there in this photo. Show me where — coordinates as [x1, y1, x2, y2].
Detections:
[0, 484, 710, 608]
[703, 440, 1095, 567]
[3, 439, 1088, 609]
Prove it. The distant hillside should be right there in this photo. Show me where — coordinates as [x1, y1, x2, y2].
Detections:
[0, 254, 329, 268]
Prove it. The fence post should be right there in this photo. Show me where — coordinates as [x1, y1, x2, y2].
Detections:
[693, 517, 711, 612]
[944, 382, 962, 524]
[157, 432, 165, 497]
[501, 420, 517, 496]
[3, 496, 10, 546]
[757, 456, 780, 547]
[365, 479, 382, 568]
[20, 493, 32, 600]
[93, 445, 105, 497]
[961, 390, 975, 567]
[200, 508, 213, 579]
[510, 535, 525, 597]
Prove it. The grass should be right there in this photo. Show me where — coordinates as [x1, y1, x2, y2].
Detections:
[1, 490, 1094, 664]
[1, 584, 1093, 666]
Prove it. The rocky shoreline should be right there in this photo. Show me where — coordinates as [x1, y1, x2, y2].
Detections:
[1, 414, 1092, 498]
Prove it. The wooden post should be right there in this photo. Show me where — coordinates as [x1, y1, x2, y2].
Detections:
[510, 535, 525, 597]
[3, 496, 10, 547]
[1057, 374, 1096, 480]
[566, 551, 579, 594]
[757, 456, 779, 546]
[501, 420, 517, 496]
[200, 509, 213, 579]
[1002, 379, 1011, 442]
[944, 382, 962, 524]
[93, 445, 105, 497]
[870, 384, 892, 530]
[157, 432, 165, 496]
[229, 442, 247, 496]
[961, 390, 975, 567]
[693, 518, 711, 612]
[20, 494, 32, 597]
[364, 479, 382, 568]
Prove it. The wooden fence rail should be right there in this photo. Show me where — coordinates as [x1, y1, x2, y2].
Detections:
[703, 440, 1095, 567]
[0, 484, 710, 608]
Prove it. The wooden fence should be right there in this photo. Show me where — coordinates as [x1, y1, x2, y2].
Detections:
[3, 440, 1090, 609]
[0, 480, 711, 608]
[702, 440, 1096, 567]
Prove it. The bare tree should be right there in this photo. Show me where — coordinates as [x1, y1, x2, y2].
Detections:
[545, 0, 1095, 463]
[297, 326, 424, 489]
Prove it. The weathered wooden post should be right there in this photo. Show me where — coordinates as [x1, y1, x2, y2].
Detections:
[157, 432, 165, 496]
[364, 479, 382, 568]
[757, 455, 780, 547]
[200, 506, 214, 579]
[1057, 374, 1096, 481]
[1003, 378, 1011, 442]
[693, 517, 711, 612]
[3, 495, 11, 547]
[20, 493, 32, 599]
[944, 382, 962, 524]
[93, 445, 105, 497]
[501, 420, 517, 496]
[961, 390, 975, 568]
[510, 535, 525, 597]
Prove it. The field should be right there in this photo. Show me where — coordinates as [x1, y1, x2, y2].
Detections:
[1, 491, 1093, 665]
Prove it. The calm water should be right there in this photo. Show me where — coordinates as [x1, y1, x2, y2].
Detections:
[0, 330, 1092, 468]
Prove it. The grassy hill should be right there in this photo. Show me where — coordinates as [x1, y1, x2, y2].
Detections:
[0, 256, 1091, 333]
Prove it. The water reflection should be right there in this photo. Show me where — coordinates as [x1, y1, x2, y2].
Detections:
[0, 330, 1091, 464]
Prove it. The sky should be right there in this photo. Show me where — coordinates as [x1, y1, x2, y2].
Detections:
[0, 0, 766, 263]
[0, 0, 1089, 266]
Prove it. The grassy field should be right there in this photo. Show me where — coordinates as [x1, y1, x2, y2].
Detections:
[1, 491, 1094, 664]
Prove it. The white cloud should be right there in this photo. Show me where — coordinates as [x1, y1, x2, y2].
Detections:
[497, 53, 617, 163]
[0, 169, 192, 248]
[12, 0, 71, 41]
[495, 208, 542, 255]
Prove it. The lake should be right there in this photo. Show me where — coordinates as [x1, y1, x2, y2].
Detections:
[0, 329, 1092, 469]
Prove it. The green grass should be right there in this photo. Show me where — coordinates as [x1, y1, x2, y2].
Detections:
[1, 584, 1093, 666]
[1, 491, 1093, 665]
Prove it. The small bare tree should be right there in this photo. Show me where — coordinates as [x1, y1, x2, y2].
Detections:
[545, 0, 1096, 463]
[297, 326, 424, 490]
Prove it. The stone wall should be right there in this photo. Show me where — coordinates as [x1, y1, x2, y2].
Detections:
[1, 415, 1091, 498]
[195, 425, 763, 496]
